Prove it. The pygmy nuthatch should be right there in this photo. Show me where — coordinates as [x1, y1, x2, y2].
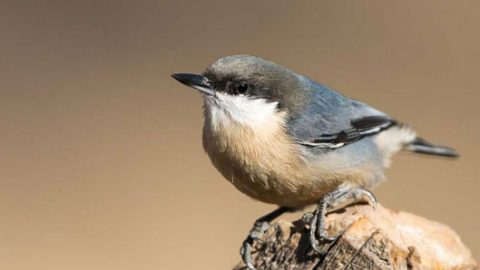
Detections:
[172, 55, 458, 269]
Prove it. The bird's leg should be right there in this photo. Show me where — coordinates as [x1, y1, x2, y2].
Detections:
[240, 206, 297, 270]
[305, 184, 377, 254]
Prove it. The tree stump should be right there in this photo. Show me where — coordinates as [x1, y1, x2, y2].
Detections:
[233, 204, 477, 270]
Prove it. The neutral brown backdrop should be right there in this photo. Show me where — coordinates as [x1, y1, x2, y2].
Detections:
[1, 1, 479, 269]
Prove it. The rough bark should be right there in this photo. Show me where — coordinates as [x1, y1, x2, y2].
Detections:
[234, 204, 477, 270]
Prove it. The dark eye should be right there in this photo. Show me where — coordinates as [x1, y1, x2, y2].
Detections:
[237, 82, 249, 94]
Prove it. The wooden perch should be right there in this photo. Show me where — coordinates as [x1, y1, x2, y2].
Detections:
[234, 204, 477, 270]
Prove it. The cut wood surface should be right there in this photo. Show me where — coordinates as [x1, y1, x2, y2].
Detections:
[234, 204, 477, 270]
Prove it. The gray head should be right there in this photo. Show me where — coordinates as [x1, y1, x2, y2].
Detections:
[172, 55, 309, 116]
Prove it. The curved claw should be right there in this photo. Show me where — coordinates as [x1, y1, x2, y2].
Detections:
[309, 231, 323, 254]
[309, 230, 340, 254]
[352, 187, 377, 209]
[240, 239, 257, 270]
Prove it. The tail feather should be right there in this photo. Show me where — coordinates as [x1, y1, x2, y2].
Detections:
[407, 137, 459, 158]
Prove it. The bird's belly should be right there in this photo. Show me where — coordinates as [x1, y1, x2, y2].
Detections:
[201, 102, 385, 207]
[204, 148, 330, 207]
[202, 121, 340, 207]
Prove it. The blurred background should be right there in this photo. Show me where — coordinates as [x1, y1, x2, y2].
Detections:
[1, 1, 479, 269]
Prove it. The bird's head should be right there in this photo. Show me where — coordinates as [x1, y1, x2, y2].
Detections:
[172, 55, 309, 127]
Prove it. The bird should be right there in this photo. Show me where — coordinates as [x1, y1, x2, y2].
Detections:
[171, 55, 458, 269]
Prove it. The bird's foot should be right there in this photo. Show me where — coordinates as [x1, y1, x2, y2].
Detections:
[305, 193, 340, 254]
[240, 221, 270, 270]
[306, 185, 377, 254]
[240, 207, 295, 270]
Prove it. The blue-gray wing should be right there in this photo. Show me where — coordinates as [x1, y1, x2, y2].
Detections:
[287, 77, 396, 149]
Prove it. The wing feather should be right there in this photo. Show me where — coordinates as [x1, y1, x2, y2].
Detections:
[288, 77, 396, 150]
[298, 116, 396, 148]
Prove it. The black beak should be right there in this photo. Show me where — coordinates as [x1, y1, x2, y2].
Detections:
[171, 73, 215, 96]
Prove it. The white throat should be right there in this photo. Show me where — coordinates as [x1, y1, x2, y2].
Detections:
[203, 93, 283, 129]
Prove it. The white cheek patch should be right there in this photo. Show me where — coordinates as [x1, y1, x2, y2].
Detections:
[375, 125, 416, 167]
[204, 93, 282, 129]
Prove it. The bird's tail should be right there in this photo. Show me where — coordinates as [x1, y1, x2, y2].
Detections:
[406, 137, 459, 158]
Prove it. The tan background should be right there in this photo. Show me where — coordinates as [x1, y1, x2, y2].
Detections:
[1, 1, 479, 269]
